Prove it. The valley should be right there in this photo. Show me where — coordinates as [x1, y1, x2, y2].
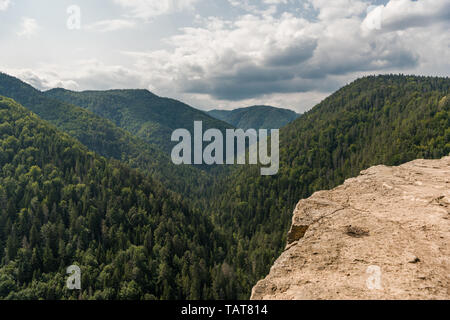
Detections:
[0, 73, 448, 300]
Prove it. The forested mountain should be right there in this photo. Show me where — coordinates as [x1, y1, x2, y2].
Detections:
[0, 74, 448, 300]
[206, 75, 450, 297]
[208, 105, 300, 130]
[44, 88, 233, 153]
[0, 73, 208, 196]
[0, 96, 226, 299]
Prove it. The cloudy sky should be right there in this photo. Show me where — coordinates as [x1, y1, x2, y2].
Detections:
[0, 0, 449, 112]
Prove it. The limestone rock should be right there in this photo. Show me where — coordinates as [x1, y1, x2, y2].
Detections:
[251, 156, 450, 300]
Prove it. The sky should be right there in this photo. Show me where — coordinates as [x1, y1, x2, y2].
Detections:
[0, 0, 449, 113]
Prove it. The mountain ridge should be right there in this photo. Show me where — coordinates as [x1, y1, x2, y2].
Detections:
[206, 74, 450, 297]
[44, 87, 234, 153]
[0, 95, 221, 299]
[0, 73, 448, 299]
[0, 72, 210, 196]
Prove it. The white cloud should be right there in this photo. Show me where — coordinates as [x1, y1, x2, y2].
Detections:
[0, 0, 10, 11]
[109, 0, 449, 111]
[7, 68, 81, 91]
[86, 19, 136, 32]
[363, 0, 450, 32]
[6, 60, 147, 92]
[17, 17, 39, 37]
[113, 0, 201, 20]
[120, 11, 404, 100]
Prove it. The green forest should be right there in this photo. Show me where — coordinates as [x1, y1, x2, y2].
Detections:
[44, 87, 232, 154]
[0, 73, 212, 197]
[0, 74, 448, 299]
[0, 96, 227, 299]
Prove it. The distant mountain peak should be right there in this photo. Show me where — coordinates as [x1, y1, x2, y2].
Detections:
[207, 105, 300, 130]
[44, 83, 233, 153]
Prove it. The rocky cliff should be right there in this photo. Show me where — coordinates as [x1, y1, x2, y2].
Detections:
[251, 156, 450, 300]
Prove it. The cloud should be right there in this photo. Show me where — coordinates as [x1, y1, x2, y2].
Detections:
[310, 0, 367, 20]
[7, 69, 80, 91]
[6, 60, 145, 92]
[17, 17, 39, 37]
[121, 13, 322, 99]
[265, 38, 318, 67]
[122, 0, 432, 101]
[86, 19, 136, 32]
[0, 0, 10, 11]
[113, 0, 200, 20]
[362, 0, 450, 32]
[184, 74, 339, 101]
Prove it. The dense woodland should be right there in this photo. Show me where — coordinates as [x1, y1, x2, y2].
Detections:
[0, 73, 211, 197]
[0, 74, 448, 299]
[208, 75, 450, 296]
[0, 96, 227, 299]
[44, 87, 232, 154]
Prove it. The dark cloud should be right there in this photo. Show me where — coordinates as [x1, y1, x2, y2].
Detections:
[182, 38, 418, 101]
[265, 39, 318, 67]
[185, 74, 340, 101]
[301, 47, 419, 79]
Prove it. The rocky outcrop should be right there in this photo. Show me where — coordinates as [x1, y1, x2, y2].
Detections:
[251, 156, 450, 300]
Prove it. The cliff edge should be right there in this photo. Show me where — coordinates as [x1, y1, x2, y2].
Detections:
[251, 156, 450, 300]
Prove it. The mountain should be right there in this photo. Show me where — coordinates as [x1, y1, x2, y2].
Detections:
[206, 75, 450, 297]
[252, 156, 450, 300]
[44, 88, 233, 153]
[0, 74, 448, 300]
[0, 96, 222, 299]
[0, 72, 208, 196]
[207, 105, 300, 130]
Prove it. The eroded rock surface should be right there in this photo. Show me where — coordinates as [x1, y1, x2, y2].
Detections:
[251, 156, 450, 300]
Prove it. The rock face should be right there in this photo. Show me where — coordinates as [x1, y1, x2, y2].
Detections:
[251, 156, 450, 300]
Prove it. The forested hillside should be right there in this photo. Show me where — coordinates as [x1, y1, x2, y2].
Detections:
[44, 88, 233, 153]
[0, 74, 448, 300]
[207, 75, 450, 297]
[0, 73, 208, 196]
[208, 105, 300, 130]
[0, 96, 224, 299]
